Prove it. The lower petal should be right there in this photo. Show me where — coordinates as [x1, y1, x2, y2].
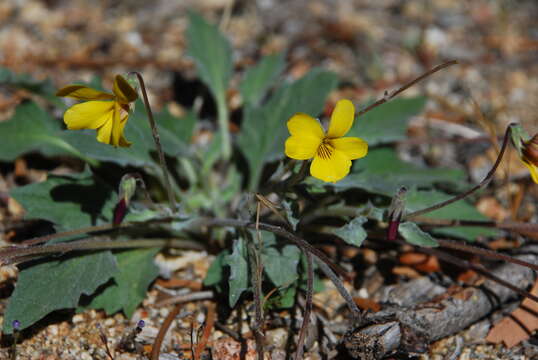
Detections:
[64, 101, 114, 130]
[310, 149, 351, 183]
[330, 137, 368, 160]
[285, 135, 321, 160]
[523, 158, 538, 184]
[111, 103, 122, 146]
[96, 119, 113, 145]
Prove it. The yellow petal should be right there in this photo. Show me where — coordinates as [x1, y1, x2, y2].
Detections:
[523, 158, 538, 184]
[330, 137, 368, 160]
[310, 149, 351, 183]
[56, 85, 114, 101]
[111, 104, 132, 147]
[113, 75, 138, 104]
[327, 99, 355, 138]
[285, 135, 321, 160]
[64, 101, 114, 130]
[287, 113, 324, 139]
[96, 117, 114, 145]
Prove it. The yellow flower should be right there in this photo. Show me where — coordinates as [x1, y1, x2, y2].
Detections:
[56, 75, 138, 147]
[521, 134, 538, 184]
[285, 99, 368, 183]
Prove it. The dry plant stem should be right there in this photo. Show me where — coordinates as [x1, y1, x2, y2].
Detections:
[133, 72, 176, 210]
[251, 202, 265, 360]
[406, 123, 515, 219]
[194, 303, 216, 360]
[19, 216, 176, 247]
[356, 60, 458, 117]
[155, 291, 214, 307]
[151, 302, 182, 360]
[0, 237, 202, 265]
[295, 252, 314, 360]
[437, 239, 538, 272]
[423, 246, 538, 303]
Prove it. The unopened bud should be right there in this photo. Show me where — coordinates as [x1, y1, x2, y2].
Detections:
[522, 134, 538, 166]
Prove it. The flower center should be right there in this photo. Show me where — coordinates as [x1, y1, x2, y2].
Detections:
[317, 139, 333, 160]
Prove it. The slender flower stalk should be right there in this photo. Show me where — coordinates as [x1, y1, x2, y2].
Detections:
[132, 72, 177, 210]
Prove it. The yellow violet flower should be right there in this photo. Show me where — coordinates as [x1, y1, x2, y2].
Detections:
[56, 75, 138, 147]
[521, 134, 538, 184]
[285, 99, 368, 183]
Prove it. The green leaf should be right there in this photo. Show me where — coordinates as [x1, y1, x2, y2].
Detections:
[348, 97, 427, 145]
[240, 53, 286, 106]
[282, 200, 300, 231]
[225, 238, 249, 307]
[0, 102, 93, 163]
[332, 216, 368, 247]
[3, 251, 118, 334]
[330, 148, 466, 196]
[158, 108, 197, 145]
[265, 286, 296, 309]
[239, 69, 339, 189]
[84, 248, 160, 317]
[10, 169, 116, 232]
[262, 245, 301, 287]
[186, 12, 232, 102]
[405, 189, 498, 241]
[398, 222, 438, 247]
[203, 250, 229, 287]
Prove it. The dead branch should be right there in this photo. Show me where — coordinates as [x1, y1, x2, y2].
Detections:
[340, 245, 538, 359]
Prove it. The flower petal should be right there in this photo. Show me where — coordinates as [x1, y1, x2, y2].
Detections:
[310, 149, 351, 183]
[110, 104, 132, 147]
[113, 75, 138, 104]
[287, 113, 324, 139]
[327, 99, 355, 138]
[64, 101, 114, 130]
[522, 158, 538, 184]
[56, 85, 114, 101]
[96, 117, 114, 145]
[285, 135, 321, 160]
[330, 137, 368, 160]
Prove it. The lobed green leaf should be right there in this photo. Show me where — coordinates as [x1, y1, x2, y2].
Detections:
[84, 248, 160, 317]
[3, 251, 118, 334]
[398, 222, 439, 247]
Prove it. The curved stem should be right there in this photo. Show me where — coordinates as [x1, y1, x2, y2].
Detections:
[132, 72, 177, 210]
[0, 237, 202, 265]
[405, 123, 515, 219]
[357, 60, 458, 117]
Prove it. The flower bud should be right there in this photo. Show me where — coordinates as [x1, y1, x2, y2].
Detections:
[522, 134, 538, 167]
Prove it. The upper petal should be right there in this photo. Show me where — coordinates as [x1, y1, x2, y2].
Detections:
[330, 137, 368, 160]
[56, 85, 114, 101]
[113, 75, 138, 104]
[522, 158, 538, 184]
[64, 101, 115, 130]
[285, 135, 321, 160]
[310, 149, 351, 183]
[287, 113, 324, 139]
[327, 99, 355, 138]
